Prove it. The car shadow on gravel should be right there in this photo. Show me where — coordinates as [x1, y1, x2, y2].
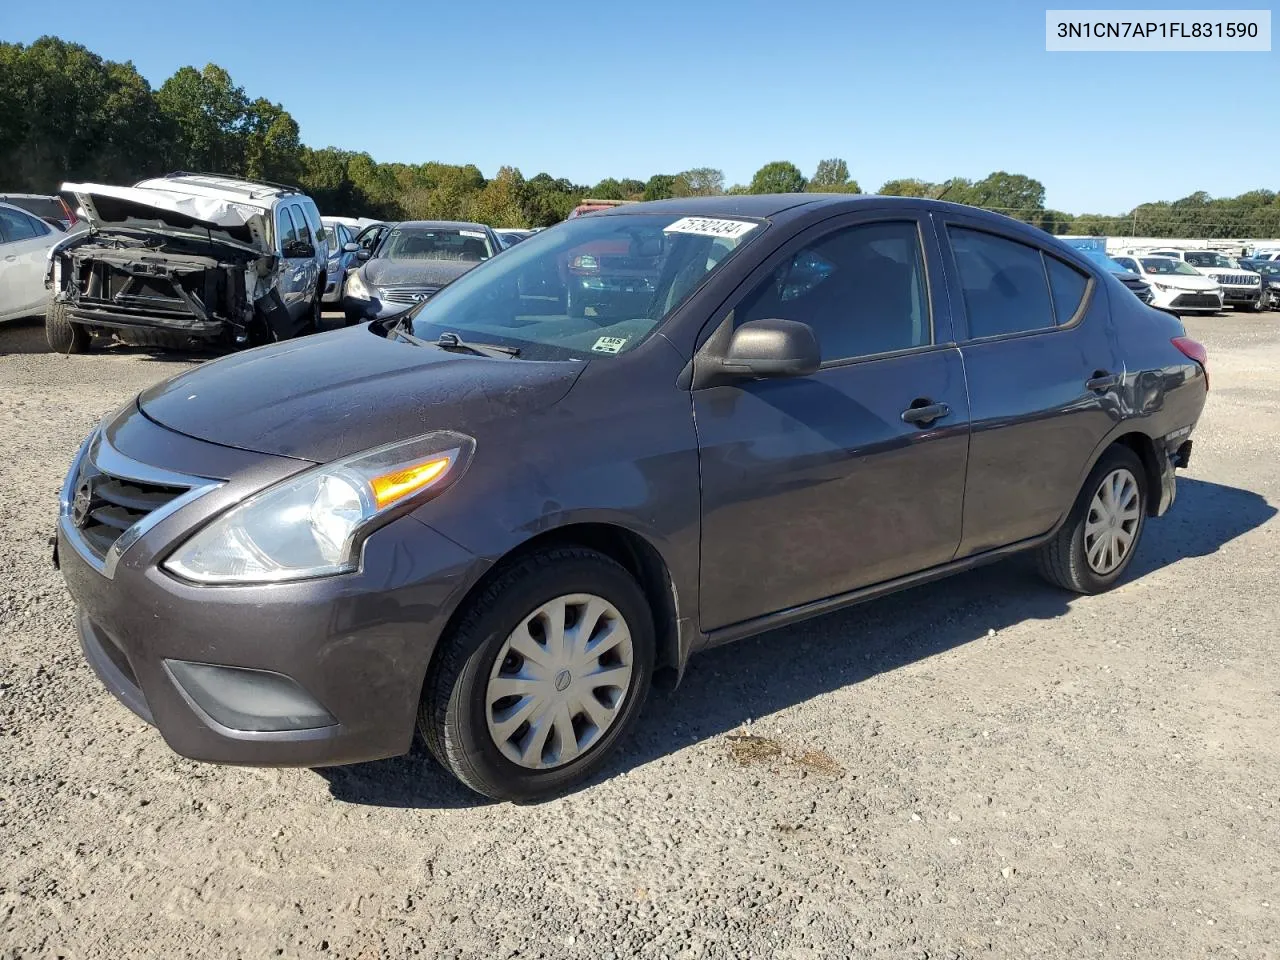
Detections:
[0, 316, 48, 355]
[317, 476, 1273, 808]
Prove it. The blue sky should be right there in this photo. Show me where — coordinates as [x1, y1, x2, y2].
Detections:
[5, 0, 1276, 212]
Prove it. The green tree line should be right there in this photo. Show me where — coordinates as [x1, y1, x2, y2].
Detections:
[3, 37, 1277, 236]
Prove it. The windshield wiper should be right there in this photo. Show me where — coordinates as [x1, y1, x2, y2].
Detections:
[391, 326, 435, 348]
[433, 331, 520, 359]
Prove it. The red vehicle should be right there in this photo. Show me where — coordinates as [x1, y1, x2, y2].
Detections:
[567, 198, 635, 220]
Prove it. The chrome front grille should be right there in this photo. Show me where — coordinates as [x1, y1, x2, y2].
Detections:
[379, 284, 440, 304]
[71, 463, 188, 560]
[1210, 272, 1260, 286]
[59, 430, 221, 579]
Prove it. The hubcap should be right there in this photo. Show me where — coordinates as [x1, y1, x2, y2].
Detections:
[485, 593, 634, 770]
[1085, 468, 1141, 575]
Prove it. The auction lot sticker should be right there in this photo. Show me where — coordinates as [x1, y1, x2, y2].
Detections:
[664, 217, 758, 239]
[592, 336, 629, 354]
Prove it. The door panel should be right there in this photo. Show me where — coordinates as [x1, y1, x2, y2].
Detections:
[954, 307, 1121, 554]
[938, 215, 1123, 555]
[696, 348, 970, 629]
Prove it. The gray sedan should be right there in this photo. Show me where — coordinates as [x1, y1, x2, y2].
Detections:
[55, 195, 1207, 802]
[342, 220, 499, 323]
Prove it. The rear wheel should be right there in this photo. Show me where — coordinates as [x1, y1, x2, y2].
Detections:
[419, 547, 655, 801]
[45, 301, 90, 354]
[1036, 445, 1147, 594]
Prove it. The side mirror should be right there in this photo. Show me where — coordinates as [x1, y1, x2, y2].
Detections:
[355, 249, 371, 261]
[284, 240, 315, 259]
[343, 242, 360, 253]
[721, 319, 820, 379]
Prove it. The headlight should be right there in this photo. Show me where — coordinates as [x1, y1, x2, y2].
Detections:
[1269, 280, 1280, 289]
[165, 431, 474, 584]
[1151, 281, 1172, 291]
[346, 271, 371, 300]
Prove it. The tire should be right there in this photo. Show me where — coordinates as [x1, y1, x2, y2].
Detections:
[116, 328, 195, 350]
[1036, 445, 1148, 594]
[419, 547, 655, 802]
[45, 301, 90, 354]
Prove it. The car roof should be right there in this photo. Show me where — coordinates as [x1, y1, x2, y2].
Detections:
[132, 173, 304, 206]
[395, 220, 491, 232]
[0, 193, 57, 200]
[595, 194, 842, 219]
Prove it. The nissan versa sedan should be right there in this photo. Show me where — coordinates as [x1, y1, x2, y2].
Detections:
[55, 195, 1208, 801]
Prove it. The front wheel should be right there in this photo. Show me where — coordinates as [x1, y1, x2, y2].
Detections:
[1036, 445, 1148, 594]
[45, 301, 90, 354]
[419, 547, 655, 801]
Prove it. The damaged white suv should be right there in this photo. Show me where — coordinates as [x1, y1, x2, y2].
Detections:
[46, 173, 329, 353]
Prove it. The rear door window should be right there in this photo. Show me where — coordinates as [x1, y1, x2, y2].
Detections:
[947, 227, 1055, 338]
[0, 207, 40, 242]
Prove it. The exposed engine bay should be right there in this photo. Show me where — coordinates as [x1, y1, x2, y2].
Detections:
[50, 230, 299, 346]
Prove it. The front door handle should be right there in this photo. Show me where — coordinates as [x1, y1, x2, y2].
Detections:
[1086, 371, 1121, 393]
[901, 400, 951, 426]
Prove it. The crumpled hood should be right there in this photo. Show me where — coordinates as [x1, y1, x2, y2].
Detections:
[138, 324, 583, 463]
[363, 258, 479, 289]
[62, 181, 265, 251]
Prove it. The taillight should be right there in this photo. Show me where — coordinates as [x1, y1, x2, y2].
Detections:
[60, 198, 77, 225]
[1172, 336, 1208, 390]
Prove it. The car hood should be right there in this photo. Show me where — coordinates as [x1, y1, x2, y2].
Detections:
[138, 324, 584, 463]
[1147, 273, 1220, 291]
[62, 181, 265, 252]
[363, 258, 480, 289]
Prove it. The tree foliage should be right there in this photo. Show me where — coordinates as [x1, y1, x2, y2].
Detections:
[808, 158, 860, 194]
[749, 161, 807, 194]
[3, 37, 1277, 236]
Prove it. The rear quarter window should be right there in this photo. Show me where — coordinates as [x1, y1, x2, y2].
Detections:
[1045, 256, 1090, 324]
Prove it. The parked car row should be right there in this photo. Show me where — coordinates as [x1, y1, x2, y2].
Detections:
[1114, 246, 1272, 314]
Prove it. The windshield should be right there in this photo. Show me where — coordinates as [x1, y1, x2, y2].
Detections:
[1081, 250, 1131, 274]
[1141, 258, 1201, 276]
[1254, 262, 1280, 277]
[405, 213, 763, 360]
[1184, 251, 1232, 268]
[377, 226, 494, 262]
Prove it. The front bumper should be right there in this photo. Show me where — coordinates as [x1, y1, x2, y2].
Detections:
[1221, 289, 1260, 305]
[57, 409, 485, 767]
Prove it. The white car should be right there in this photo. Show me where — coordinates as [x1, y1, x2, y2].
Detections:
[0, 201, 64, 322]
[1146, 248, 1264, 311]
[1110, 255, 1224, 314]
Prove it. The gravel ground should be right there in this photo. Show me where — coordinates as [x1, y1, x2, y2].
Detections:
[1, 311, 1278, 959]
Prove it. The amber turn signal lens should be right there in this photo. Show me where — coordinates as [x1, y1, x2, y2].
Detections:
[369, 456, 452, 508]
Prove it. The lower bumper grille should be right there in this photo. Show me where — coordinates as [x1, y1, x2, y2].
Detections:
[1171, 293, 1221, 308]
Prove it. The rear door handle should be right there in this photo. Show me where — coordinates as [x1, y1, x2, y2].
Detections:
[901, 400, 951, 426]
[1086, 371, 1121, 393]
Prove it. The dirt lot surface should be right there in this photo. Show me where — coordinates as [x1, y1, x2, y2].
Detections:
[1, 312, 1277, 959]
